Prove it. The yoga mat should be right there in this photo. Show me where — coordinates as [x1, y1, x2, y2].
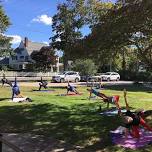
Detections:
[12, 97, 27, 102]
[32, 90, 55, 92]
[57, 93, 82, 96]
[67, 93, 82, 96]
[110, 127, 152, 149]
[100, 109, 126, 116]
[89, 96, 97, 100]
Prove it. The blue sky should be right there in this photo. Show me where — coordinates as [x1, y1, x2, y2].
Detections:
[2, 0, 65, 48]
[1, 0, 115, 48]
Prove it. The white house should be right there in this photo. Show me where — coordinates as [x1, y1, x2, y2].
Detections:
[9, 37, 47, 70]
[9, 37, 62, 72]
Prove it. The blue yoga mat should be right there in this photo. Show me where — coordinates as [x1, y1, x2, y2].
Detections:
[33, 90, 55, 92]
[100, 109, 126, 116]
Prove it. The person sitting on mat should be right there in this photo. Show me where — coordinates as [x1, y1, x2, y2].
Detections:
[87, 87, 120, 110]
[67, 82, 79, 95]
[39, 77, 48, 91]
[119, 89, 152, 139]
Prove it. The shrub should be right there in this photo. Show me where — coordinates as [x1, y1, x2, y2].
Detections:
[119, 70, 152, 81]
[72, 59, 97, 76]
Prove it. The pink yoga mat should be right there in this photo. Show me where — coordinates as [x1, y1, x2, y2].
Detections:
[57, 93, 82, 96]
[111, 128, 152, 149]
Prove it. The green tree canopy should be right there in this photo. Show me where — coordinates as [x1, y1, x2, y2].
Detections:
[31, 46, 57, 71]
[80, 0, 152, 70]
[72, 59, 97, 76]
[0, 5, 11, 56]
[51, 1, 85, 70]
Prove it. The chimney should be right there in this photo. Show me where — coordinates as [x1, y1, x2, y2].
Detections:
[24, 37, 28, 47]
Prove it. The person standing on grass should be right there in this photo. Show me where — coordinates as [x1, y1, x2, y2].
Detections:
[87, 87, 120, 110]
[119, 89, 152, 139]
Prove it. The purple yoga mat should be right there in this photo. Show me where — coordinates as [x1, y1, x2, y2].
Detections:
[111, 128, 152, 149]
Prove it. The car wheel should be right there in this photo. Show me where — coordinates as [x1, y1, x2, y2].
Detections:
[116, 77, 120, 81]
[60, 78, 65, 83]
[75, 78, 79, 83]
[107, 78, 110, 81]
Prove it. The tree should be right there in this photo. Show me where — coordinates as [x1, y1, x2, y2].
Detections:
[51, 0, 85, 70]
[0, 5, 11, 56]
[31, 46, 57, 72]
[82, 0, 152, 70]
[72, 59, 97, 76]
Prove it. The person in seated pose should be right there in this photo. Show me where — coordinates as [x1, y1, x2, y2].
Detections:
[87, 87, 120, 110]
[119, 89, 152, 139]
[1, 74, 12, 87]
[39, 77, 48, 91]
[67, 82, 79, 95]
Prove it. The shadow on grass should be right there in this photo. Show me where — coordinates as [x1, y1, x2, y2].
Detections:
[0, 98, 10, 101]
[0, 102, 151, 151]
[106, 84, 152, 93]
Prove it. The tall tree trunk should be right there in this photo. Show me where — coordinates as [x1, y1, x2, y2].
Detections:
[63, 54, 68, 71]
[122, 48, 126, 79]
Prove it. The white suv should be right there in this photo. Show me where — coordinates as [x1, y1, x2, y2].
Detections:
[52, 71, 81, 83]
[101, 72, 120, 81]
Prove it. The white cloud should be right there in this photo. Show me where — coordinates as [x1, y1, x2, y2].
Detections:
[2, 34, 22, 44]
[56, 37, 61, 42]
[42, 41, 49, 45]
[6, 34, 22, 44]
[32, 14, 52, 26]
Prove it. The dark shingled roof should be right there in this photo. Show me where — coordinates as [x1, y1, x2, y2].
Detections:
[14, 40, 48, 55]
[26, 41, 48, 55]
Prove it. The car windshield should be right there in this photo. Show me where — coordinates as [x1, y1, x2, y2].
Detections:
[104, 73, 111, 75]
[59, 72, 67, 75]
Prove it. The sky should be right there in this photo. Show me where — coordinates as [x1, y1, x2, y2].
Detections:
[1, 0, 116, 48]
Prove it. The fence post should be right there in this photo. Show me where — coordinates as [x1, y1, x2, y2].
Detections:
[0, 134, 2, 152]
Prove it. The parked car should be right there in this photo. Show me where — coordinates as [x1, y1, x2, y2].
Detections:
[101, 72, 120, 81]
[81, 76, 88, 82]
[52, 71, 81, 83]
[81, 73, 105, 82]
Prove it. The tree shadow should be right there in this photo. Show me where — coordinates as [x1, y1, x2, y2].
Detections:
[106, 84, 152, 92]
[0, 98, 10, 101]
[0, 103, 151, 151]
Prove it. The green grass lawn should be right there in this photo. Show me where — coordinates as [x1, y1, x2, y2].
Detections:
[0, 84, 152, 152]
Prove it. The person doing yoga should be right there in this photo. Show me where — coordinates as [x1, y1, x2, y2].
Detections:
[87, 87, 120, 110]
[67, 82, 79, 95]
[39, 77, 48, 91]
[1, 74, 12, 87]
[12, 80, 23, 100]
[119, 89, 152, 138]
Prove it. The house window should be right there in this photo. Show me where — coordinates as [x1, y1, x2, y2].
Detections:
[25, 56, 29, 61]
[20, 56, 24, 59]
[12, 56, 15, 60]
[12, 56, 18, 60]
[19, 64, 23, 69]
